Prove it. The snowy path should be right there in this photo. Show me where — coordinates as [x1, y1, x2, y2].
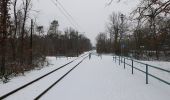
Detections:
[41, 55, 170, 100]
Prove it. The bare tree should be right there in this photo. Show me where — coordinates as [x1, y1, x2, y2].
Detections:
[107, 12, 128, 54]
[0, 0, 11, 77]
[131, 0, 170, 59]
[107, 12, 121, 54]
[20, 0, 32, 64]
[96, 33, 107, 53]
[9, 0, 18, 61]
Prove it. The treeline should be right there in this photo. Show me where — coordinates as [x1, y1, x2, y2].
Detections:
[36, 21, 92, 57]
[96, 0, 170, 60]
[0, 0, 92, 81]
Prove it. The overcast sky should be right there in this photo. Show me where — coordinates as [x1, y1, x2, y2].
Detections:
[32, 0, 139, 45]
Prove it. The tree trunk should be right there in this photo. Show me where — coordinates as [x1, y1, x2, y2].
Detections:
[20, 0, 29, 64]
[11, 0, 18, 61]
[29, 19, 33, 65]
[0, 0, 9, 76]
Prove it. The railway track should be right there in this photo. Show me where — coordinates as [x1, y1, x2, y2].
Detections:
[35, 56, 88, 100]
[0, 54, 88, 100]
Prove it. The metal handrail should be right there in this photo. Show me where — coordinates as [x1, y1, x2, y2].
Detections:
[113, 56, 170, 86]
[120, 56, 170, 73]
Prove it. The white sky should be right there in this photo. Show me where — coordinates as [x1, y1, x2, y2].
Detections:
[31, 0, 139, 46]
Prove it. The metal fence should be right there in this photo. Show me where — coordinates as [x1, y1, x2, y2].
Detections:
[113, 56, 170, 86]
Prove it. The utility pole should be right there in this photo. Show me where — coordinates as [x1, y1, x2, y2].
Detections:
[77, 31, 79, 57]
[120, 14, 124, 57]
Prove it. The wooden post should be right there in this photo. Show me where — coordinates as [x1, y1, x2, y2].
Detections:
[124, 58, 125, 69]
[119, 56, 120, 65]
[132, 59, 134, 74]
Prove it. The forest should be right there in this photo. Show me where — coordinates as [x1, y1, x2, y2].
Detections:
[0, 0, 92, 81]
[96, 0, 170, 61]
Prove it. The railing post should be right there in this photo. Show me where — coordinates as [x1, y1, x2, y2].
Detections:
[124, 58, 125, 69]
[146, 64, 148, 84]
[119, 56, 120, 65]
[132, 59, 134, 74]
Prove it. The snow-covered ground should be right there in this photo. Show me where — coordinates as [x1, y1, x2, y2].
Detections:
[0, 53, 170, 100]
[0, 56, 76, 97]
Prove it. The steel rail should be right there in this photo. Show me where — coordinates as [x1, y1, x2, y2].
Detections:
[0, 53, 88, 100]
[34, 56, 88, 100]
